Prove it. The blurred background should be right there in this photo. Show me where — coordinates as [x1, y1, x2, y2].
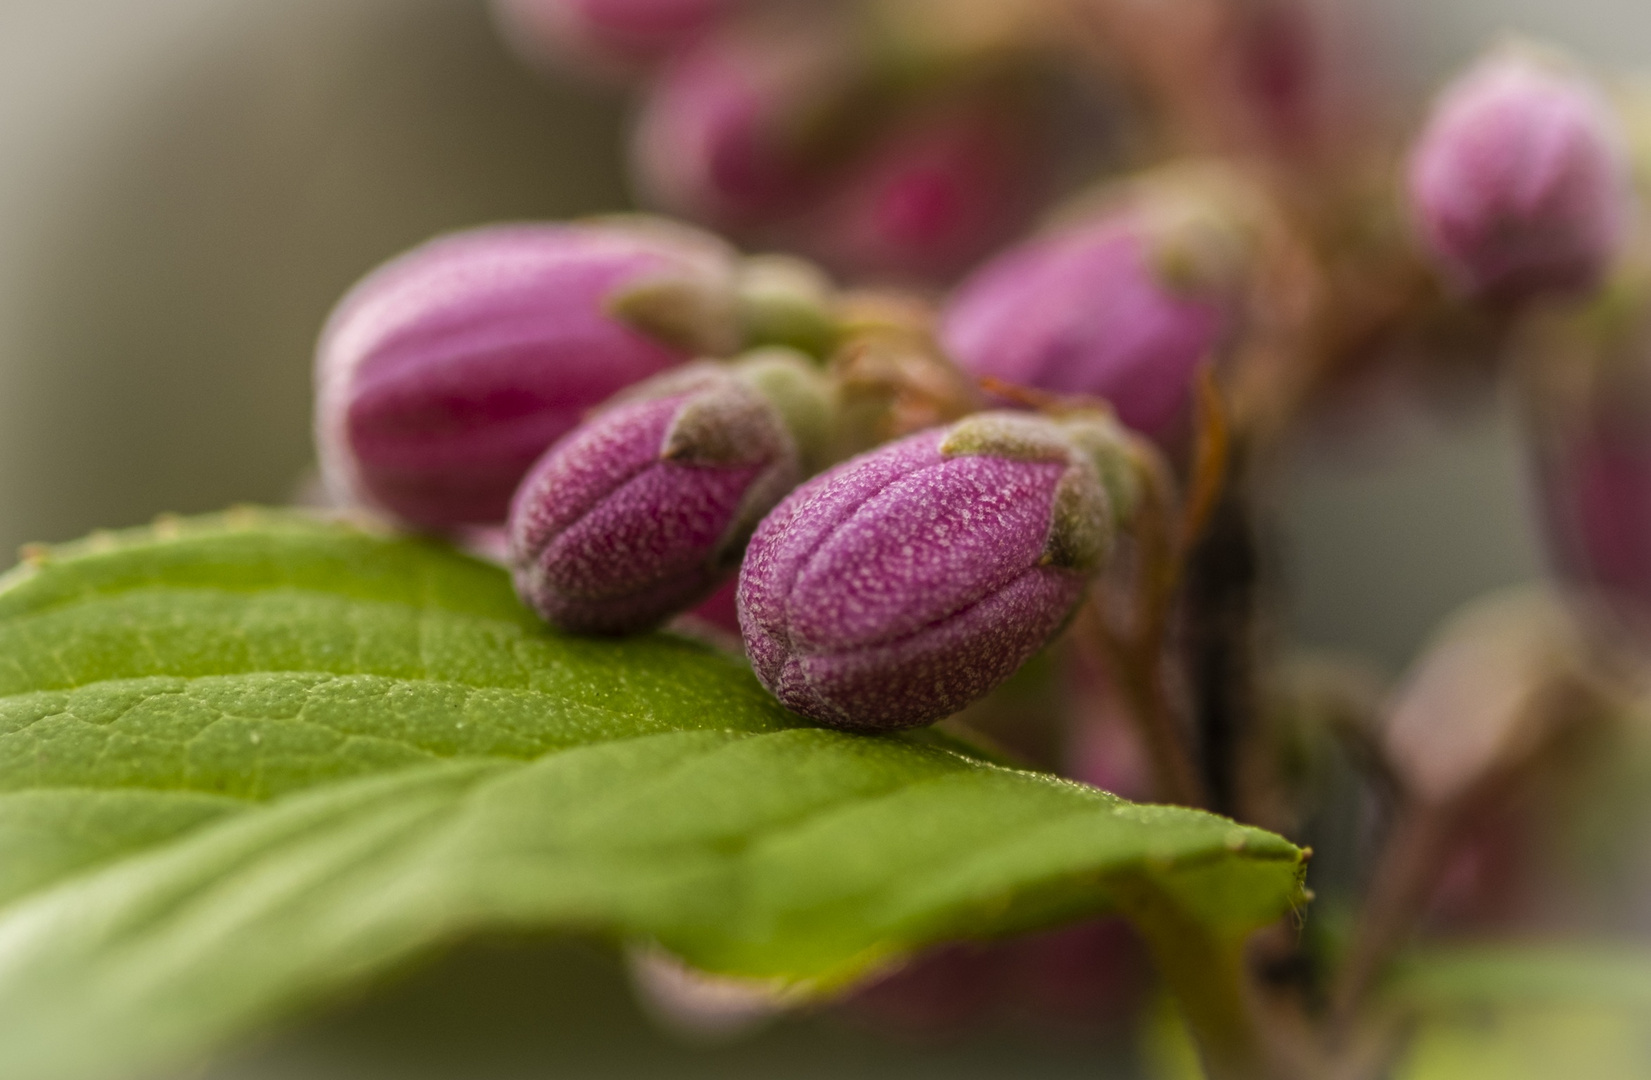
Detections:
[1, 0, 1648, 1075]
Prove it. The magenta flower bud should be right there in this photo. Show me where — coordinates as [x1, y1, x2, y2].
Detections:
[1524, 276, 1651, 638]
[940, 204, 1232, 436]
[789, 98, 1044, 284]
[630, 19, 854, 228]
[492, 0, 730, 76]
[316, 217, 740, 531]
[1406, 49, 1633, 303]
[1544, 419, 1651, 609]
[738, 412, 1117, 731]
[1532, 338, 1651, 631]
[510, 351, 831, 635]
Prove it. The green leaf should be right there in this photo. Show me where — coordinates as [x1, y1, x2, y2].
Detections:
[1386, 943, 1651, 1014]
[1385, 944, 1651, 1080]
[0, 511, 1307, 1080]
[1397, 1009, 1651, 1080]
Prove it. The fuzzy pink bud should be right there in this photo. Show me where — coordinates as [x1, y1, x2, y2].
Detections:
[315, 218, 738, 531]
[739, 412, 1119, 731]
[1407, 50, 1633, 303]
[510, 352, 830, 635]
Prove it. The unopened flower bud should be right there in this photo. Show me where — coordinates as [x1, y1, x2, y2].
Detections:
[1524, 274, 1651, 628]
[738, 412, 1120, 730]
[315, 217, 739, 530]
[510, 350, 831, 635]
[1406, 47, 1633, 304]
[1539, 394, 1651, 620]
[790, 97, 1044, 284]
[631, 18, 858, 228]
[941, 170, 1250, 436]
[492, 0, 731, 77]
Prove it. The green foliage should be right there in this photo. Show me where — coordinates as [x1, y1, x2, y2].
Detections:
[1398, 1008, 1651, 1080]
[1387, 943, 1651, 1013]
[0, 512, 1307, 1080]
[1386, 944, 1651, 1080]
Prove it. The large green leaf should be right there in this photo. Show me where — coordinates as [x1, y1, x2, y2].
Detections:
[0, 511, 1307, 1080]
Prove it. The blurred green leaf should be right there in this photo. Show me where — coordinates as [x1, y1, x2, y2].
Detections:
[1397, 1007, 1651, 1080]
[0, 512, 1306, 1080]
[1388, 943, 1651, 1013]
[1387, 944, 1651, 1080]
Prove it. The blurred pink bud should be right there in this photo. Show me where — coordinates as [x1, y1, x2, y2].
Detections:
[1230, 0, 1324, 151]
[684, 575, 743, 638]
[316, 219, 737, 531]
[790, 99, 1045, 284]
[941, 210, 1230, 436]
[1524, 285, 1651, 634]
[1406, 50, 1633, 304]
[1541, 407, 1651, 613]
[631, 22, 852, 228]
[493, 0, 731, 75]
[1427, 805, 1534, 929]
[1064, 666, 1156, 803]
[510, 353, 828, 635]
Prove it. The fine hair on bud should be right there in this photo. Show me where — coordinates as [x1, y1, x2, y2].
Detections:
[738, 411, 1123, 731]
[510, 351, 830, 635]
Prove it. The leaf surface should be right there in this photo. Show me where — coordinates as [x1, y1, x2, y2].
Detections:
[0, 512, 1307, 1080]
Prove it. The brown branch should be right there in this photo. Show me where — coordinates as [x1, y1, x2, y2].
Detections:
[1080, 600, 1207, 808]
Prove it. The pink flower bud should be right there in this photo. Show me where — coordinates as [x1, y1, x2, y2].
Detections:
[789, 98, 1044, 284]
[315, 218, 738, 531]
[510, 352, 830, 635]
[1545, 418, 1651, 610]
[1525, 288, 1651, 630]
[1406, 49, 1633, 303]
[630, 20, 853, 227]
[492, 0, 730, 76]
[1232, 0, 1322, 148]
[738, 412, 1117, 731]
[941, 209, 1230, 436]
[1535, 369, 1651, 638]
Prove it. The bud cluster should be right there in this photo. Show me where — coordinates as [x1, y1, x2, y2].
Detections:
[307, 21, 1651, 865]
[314, 209, 1178, 732]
